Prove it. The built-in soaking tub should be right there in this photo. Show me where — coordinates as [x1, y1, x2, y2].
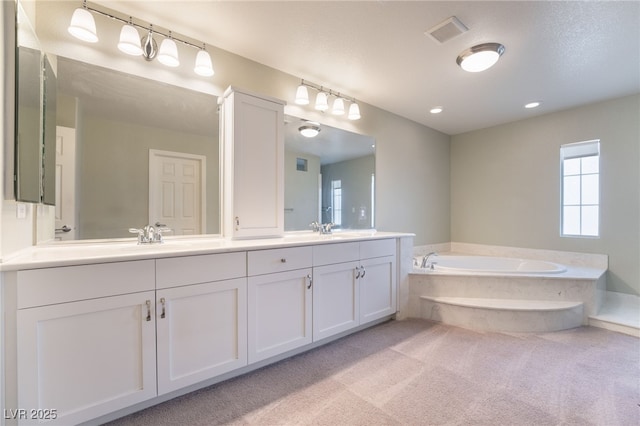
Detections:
[409, 252, 606, 333]
[413, 254, 567, 275]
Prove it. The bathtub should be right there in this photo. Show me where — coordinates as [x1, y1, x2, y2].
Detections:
[413, 254, 567, 275]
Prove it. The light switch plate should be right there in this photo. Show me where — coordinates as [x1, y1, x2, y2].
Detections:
[16, 203, 27, 219]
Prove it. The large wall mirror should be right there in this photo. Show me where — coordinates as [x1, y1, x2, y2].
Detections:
[284, 116, 375, 231]
[16, 0, 375, 242]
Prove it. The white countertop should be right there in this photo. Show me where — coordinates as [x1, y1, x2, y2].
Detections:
[0, 231, 413, 271]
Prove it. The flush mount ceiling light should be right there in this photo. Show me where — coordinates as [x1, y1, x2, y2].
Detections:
[293, 80, 362, 120]
[67, 1, 214, 77]
[456, 42, 505, 72]
[299, 124, 321, 138]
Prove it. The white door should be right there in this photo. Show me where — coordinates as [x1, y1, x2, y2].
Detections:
[55, 126, 76, 240]
[359, 255, 397, 324]
[149, 150, 206, 235]
[247, 269, 313, 363]
[17, 292, 157, 425]
[312, 261, 360, 341]
[156, 278, 248, 395]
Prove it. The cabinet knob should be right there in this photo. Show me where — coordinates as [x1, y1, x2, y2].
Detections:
[280, 258, 287, 263]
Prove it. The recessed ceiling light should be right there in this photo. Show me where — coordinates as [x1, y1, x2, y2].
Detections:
[430, 106, 444, 114]
[525, 101, 541, 109]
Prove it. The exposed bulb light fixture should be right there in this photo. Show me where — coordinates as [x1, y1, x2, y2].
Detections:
[294, 80, 362, 120]
[295, 81, 310, 105]
[67, 1, 214, 77]
[456, 42, 505, 72]
[117, 18, 143, 56]
[194, 47, 214, 77]
[299, 125, 321, 138]
[315, 91, 329, 111]
[68, 1, 98, 43]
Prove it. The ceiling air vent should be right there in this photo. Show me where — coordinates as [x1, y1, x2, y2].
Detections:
[425, 16, 468, 44]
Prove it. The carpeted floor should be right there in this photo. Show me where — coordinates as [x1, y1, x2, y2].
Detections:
[106, 319, 640, 426]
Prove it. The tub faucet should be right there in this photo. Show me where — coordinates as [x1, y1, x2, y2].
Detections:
[421, 252, 438, 269]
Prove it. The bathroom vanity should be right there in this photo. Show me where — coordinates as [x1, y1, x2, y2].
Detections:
[1, 233, 412, 425]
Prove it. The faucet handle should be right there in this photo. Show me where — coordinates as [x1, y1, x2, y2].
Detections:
[129, 228, 145, 244]
[154, 226, 172, 243]
[309, 221, 320, 232]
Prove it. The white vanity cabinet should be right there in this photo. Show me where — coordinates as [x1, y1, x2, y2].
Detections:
[16, 261, 157, 426]
[312, 239, 397, 341]
[247, 246, 313, 363]
[221, 86, 285, 239]
[155, 252, 248, 395]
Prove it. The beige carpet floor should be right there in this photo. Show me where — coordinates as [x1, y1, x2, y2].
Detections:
[106, 319, 640, 426]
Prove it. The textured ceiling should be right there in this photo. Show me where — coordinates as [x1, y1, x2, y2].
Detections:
[80, 1, 640, 135]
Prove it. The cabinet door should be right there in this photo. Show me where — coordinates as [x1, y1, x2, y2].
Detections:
[312, 261, 360, 341]
[223, 88, 285, 239]
[359, 255, 397, 324]
[156, 278, 248, 394]
[248, 269, 312, 363]
[17, 291, 156, 425]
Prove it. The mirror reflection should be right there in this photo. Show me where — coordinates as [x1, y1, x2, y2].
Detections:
[284, 116, 375, 231]
[54, 57, 220, 240]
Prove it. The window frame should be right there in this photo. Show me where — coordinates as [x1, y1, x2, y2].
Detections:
[560, 140, 601, 238]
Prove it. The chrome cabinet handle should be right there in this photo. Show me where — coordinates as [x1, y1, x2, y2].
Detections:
[160, 297, 166, 319]
[145, 300, 151, 322]
[355, 266, 361, 279]
[361, 267, 366, 278]
[306, 274, 312, 289]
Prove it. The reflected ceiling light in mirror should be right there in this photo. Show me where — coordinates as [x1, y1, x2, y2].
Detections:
[157, 32, 179, 67]
[299, 125, 321, 138]
[294, 79, 361, 120]
[315, 92, 329, 111]
[117, 19, 143, 56]
[295, 81, 310, 105]
[525, 101, 541, 109]
[67, 1, 215, 77]
[68, 1, 98, 43]
[348, 102, 361, 120]
[332, 97, 345, 115]
[430, 106, 444, 114]
[194, 46, 215, 76]
[456, 42, 505, 72]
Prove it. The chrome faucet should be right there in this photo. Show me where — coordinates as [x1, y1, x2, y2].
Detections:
[420, 252, 438, 269]
[129, 224, 171, 244]
[309, 221, 335, 234]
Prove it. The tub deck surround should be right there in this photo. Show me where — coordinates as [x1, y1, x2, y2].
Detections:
[409, 246, 607, 333]
[0, 231, 413, 271]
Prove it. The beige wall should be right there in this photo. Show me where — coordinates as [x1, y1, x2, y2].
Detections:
[451, 94, 640, 295]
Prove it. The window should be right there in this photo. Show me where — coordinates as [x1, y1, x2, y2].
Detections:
[331, 179, 342, 226]
[560, 140, 600, 237]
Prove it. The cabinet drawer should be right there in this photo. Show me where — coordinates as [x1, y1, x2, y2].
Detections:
[248, 246, 312, 276]
[313, 242, 359, 266]
[156, 252, 246, 289]
[360, 239, 396, 259]
[17, 260, 155, 309]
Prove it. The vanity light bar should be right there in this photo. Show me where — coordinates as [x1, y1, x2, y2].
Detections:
[294, 79, 361, 120]
[69, 1, 214, 76]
